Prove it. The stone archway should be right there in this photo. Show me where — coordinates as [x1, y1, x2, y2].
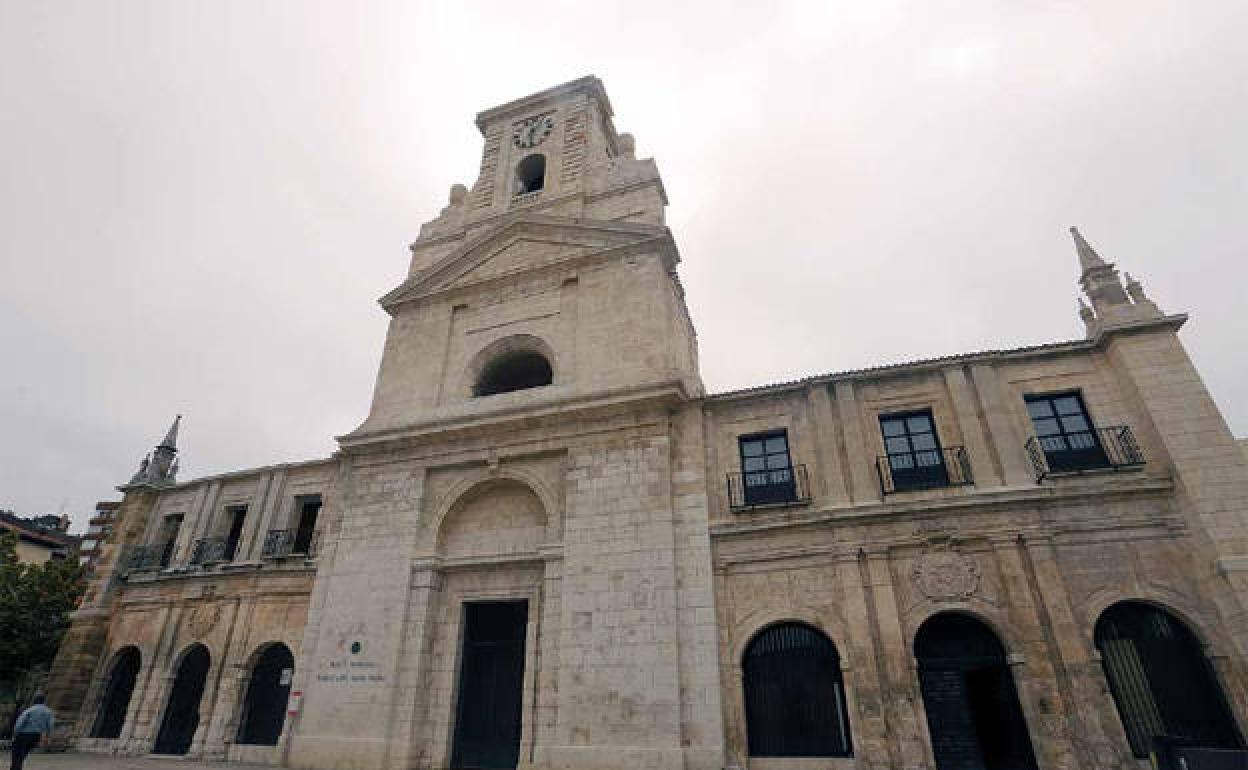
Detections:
[153, 643, 210, 755]
[90, 646, 141, 740]
[236, 642, 295, 746]
[915, 612, 1037, 770]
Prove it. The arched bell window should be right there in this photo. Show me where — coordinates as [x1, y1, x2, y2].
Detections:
[742, 622, 852, 757]
[473, 350, 553, 397]
[514, 154, 546, 195]
[1095, 601, 1242, 758]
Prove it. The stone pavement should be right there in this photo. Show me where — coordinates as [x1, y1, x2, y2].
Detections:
[1, 752, 274, 770]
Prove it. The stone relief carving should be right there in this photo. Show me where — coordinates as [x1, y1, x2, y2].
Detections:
[912, 540, 981, 601]
[184, 602, 221, 640]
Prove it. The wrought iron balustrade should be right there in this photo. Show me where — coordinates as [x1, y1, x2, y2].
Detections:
[125, 541, 175, 571]
[876, 446, 974, 495]
[261, 528, 320, 559]
[727, 464, 811, 511]
[1025, 425, 1144, 481]
[189, 537, 228, 565]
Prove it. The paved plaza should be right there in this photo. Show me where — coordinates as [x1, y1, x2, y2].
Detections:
[3, 752, 273, 770]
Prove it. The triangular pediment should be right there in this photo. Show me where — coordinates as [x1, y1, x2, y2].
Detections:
[381, 216, 673, 311]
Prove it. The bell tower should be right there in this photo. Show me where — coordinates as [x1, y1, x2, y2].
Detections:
[344, 76, 700, 445]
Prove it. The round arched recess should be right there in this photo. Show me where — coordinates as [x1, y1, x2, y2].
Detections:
[236, 642, 295, 746]
[914, 612, 1037, 770]
[741, 622, 852, 758]
[467, 335, 556, 398]
[1095, 600, 1242, 758]
[90, 646, 142, 739]
[436, 479, 546, 560]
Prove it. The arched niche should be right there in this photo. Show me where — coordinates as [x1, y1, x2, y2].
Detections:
[437, 478, 547, 560]
[514, 154, 546, 194]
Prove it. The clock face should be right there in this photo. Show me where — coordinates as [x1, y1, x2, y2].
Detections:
[512, 114, 555, 149]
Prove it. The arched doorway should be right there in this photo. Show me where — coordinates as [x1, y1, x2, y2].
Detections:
[915, 613, 1036, 770]
[236, 643, 295, 745]
[1096, 601, 1242, 757]
[153, 644, 210, 755]
[90, 646, 141, 739]
[742, 622, 853, 757]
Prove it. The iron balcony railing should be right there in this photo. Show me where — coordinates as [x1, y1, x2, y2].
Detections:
[126, 540, 176, 571]
[727, 464, 812, 511]
[876, 446, 974, 495]
[1025, 425, 1144, 481]
[189, 536, 229, 565]
[261, 528, 320, 559]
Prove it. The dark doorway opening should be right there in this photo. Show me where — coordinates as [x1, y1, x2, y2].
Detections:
[90, 647, 141, 739]
[153, 644, 210, 755]
[451, 601, 528, 769]
[1096, 601, 1242, 757]
[915, 613, 1037, 770]
[237, 643, 295, 746]
[742, 622, 852, 757]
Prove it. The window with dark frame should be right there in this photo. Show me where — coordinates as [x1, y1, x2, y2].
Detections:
[223, 505, 247, 561]
[738, 431, 796, 506]
[292, 496, 321, 555]
[158, 514, 183, 567]
[1025, 392, 1109, 472]
[879, 411, 947, 492]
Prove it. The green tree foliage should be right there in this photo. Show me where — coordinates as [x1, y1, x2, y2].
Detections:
[0, 530, 85, 698]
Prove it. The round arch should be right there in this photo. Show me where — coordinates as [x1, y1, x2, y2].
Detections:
[905, 602, 1026, 661]
[463, 334, 557, 398]
[236, 642, 295, 746]
[424, 470, 558, 558]
[914, 612, 1037, 770]
[741, 621, 853, 758]
[90, 646, 141, 740]
[1095, 600, 1242, 758]
[154, 643, 211, 755]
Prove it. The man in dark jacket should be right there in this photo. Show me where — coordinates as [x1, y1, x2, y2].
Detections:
[9, 695, 53, 770]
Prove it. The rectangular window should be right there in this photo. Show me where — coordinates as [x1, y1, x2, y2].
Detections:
[223, 505, 248, 561]
[159, 514, 183, 567]
[1025, 392, 1109, 472]
[292, 496, 322, 555]
[738, 431, 797, 506]
[879, 410, 948, 492]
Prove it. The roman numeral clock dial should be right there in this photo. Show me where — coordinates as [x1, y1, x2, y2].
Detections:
[512, 114, 554, 149]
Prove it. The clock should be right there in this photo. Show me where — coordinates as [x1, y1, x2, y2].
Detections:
[512, 114, 555, 149]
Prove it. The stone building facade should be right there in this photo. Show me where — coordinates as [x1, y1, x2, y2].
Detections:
[46, 77, 1248, 770]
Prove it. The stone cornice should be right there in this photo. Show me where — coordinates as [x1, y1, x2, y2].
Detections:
[709, 473, 1177, 540]
[338, 378, 693, 454]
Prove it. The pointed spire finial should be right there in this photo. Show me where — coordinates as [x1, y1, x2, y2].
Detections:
[159, 415, 181, 451]
[1070, 226, 1109, 274]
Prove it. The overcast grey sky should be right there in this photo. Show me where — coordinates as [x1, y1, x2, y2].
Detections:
[2, 1, 1245, 531]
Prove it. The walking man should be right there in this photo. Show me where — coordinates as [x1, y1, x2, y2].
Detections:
[9, 695, 53, 770]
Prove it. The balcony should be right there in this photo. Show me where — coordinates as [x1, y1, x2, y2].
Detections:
[261, 528, 320, 559]
[125, 541, 176, 571]
[727, 465, 812, 511]
[876, 446, 974, 495]
[189, 536, 231, 565]
[1025, 425, 1144, 481]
